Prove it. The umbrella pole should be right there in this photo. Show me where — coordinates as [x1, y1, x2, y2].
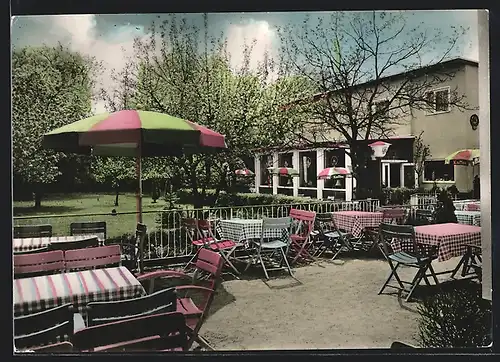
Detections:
[136, 151, 144, 273]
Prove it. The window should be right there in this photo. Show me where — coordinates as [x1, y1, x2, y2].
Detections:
[278, 153, 293, 187]
[425, 87, 450, 114]
[299, 151, 317, 187]
[259, 154, 273, 186]
[423, 160, 454, 182]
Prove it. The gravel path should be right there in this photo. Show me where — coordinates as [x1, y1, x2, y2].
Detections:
[200, 256, 461, 350]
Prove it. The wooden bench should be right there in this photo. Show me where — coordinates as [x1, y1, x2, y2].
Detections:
[86, 287, 177, 326]
[64, 245, 122, 272]
[70, 221, 107, 244]
[72, 312, 189, 352]
[14, 250, 65, 278]
[14, 304, 74, 350]
[14, 224, 53, 238]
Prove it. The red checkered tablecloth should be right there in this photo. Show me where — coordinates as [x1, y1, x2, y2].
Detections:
[332, 211, 383, 237]
[13, 235, 99, 253]
[391, 223, 481, 262]
[14, 266, 145, 316]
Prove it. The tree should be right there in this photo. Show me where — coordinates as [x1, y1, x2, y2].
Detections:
[123, 14, 305, 207]
[276, 11, 470, 198]
[12, 44, 96, 208]
[413, 131, 432, 185]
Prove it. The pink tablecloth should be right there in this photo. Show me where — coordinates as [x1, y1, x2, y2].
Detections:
[14, 266, 146, 316]
[392, 223, 481, 262]
[332, 211, 383, 238]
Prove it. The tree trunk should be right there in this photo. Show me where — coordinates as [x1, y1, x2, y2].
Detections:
[34, 191, 42, 209]
[114, 187, 119, 206]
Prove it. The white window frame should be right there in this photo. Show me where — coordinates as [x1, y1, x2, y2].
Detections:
[401, 162, 418, 188]
[422, 159, 455, 183]
[425, 86, 451, 115]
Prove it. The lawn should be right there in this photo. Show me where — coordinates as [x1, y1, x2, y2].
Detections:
[13, 193, 190, 238]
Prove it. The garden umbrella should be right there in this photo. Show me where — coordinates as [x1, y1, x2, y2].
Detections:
[43, 110, 228, 224]
[235, 169, 254, 176]
[317, 167, 352, 180]
[444, 149, 480, 166]
[267, 167, 300, 177]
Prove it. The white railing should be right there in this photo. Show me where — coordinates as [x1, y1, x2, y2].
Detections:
[13, 199, 380, 261]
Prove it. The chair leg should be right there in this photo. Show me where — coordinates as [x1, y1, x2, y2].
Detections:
[379, 262, 400, 295]
[427, 263, 440, 285]
[280, 247, 294, 277]
[405, 267, 427, 302]
[451, 249, 470, 278]
[196, 335, 215, 351]
[184, 249, 199, 271]
[257, 251, 270, 280]
[220, 251, 241, 277]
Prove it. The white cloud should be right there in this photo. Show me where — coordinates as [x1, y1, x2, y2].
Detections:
[225, 20, 279, 81]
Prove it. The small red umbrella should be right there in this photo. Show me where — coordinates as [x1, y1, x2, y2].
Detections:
[235, 169, 255, 176]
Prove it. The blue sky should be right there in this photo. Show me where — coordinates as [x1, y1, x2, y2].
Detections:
[11, 11, 478, 112]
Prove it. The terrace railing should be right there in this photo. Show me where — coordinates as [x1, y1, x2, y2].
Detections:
[13, 199, 380, 262]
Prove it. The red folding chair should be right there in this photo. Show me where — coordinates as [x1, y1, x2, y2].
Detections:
[183, 218, 239, 278]
[288, 209, 317, 264]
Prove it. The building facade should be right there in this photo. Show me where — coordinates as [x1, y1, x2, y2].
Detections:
[252, 58, 479, 200]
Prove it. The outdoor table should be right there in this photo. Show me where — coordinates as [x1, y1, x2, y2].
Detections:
[331, 211, 383, 238]
[13, 266, 145, 317]
[219, 218, 284, 243]
[391, 223, 481, 262]
[453, 200, 480, 211]
[13, 235, 99, 253]
[455, 210, 481, 226]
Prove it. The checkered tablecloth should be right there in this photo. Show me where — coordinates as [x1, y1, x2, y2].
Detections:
[391, 223, 481, 262]
[219, 219, 284, 243]
[331, 211, 384, 238]
[453, 200, 480, 211]
[14, 266, 145, 316]
[455, 211, 481, 226]
[13, 235, 99, 253]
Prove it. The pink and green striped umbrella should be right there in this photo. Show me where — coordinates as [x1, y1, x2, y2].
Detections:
[43, 110, 227, 157]
[268, 167, 299, 177]
[43, 110, 228, 246]
[235, 169, 255, 176]
[317, 167, 352, 180]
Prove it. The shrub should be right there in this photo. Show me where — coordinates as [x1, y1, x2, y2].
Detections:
[434, 189, 457, 224]
[381, 187, 421, 206]
[417, 280, 492, 348]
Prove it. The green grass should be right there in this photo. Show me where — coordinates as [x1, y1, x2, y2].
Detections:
[13, 193, 190, 238]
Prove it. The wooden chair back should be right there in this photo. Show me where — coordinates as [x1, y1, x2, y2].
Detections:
[72, 312, 189, 352]
[86, 287, 177, 326]
[29, 341, 74, 353]
[14, 250, 65, 278]
[64, 245, 121, 272]
[314, 212, 334, 236]
[193, 248, 224, 290]
[182, 218, 212, 247]
[70, 221, 107, 243]
[14, 224, 53, 238]
[289, 209, 316, 238]
[381, 208, 406, 225]
[14, 304, 74, 350]
[379, 223, 417, 257]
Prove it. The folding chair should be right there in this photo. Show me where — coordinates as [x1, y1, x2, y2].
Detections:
[183, 218, 239, 278]
[451, 244, 482, 281]
[312, 213, 352, 260]
[288, 209, 317, 264]
[378, 223, 439, 302]
[136, 249, 224, 350]
[70, 221, 107, 244]
[365, 208, 407, 257]
[14, 224, 52, 238]
[250, 217, 293, 280]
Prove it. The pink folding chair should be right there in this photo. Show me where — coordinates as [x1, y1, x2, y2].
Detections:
[288, 209, 317, 264]
[14, 250, 65, 278]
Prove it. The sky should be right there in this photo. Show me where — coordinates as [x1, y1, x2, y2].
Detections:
[11, 11, 479, 113]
